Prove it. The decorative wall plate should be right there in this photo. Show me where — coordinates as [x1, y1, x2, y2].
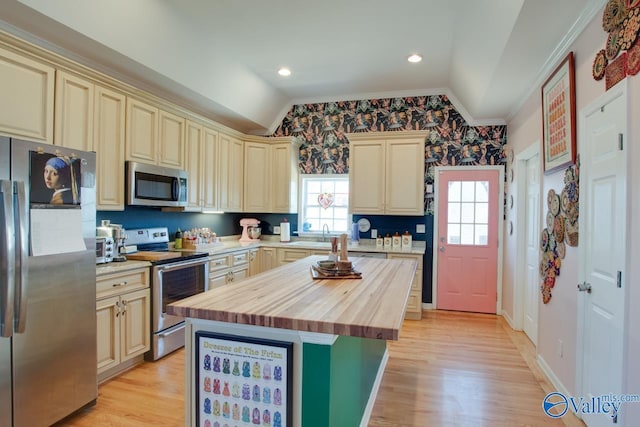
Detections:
[509, 194, 514, 209]
[606, 52, 627, 90]
[547, 211, 555, 231]
[509, 221, 513, 236]
[606, 29, 622, 60]
[357, 217, 371, 232]
[593, 49, 608, 80]
[553, 216, 565, 243]
[509, 168, 514, 182]
[627, 40, 640, 74]
[540, 228, 550, 252]
[619, 7, 640, 50]
[557, 240, 566, 259]
[603, 0, 628, 32]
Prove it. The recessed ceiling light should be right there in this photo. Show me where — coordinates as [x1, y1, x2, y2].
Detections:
[407, 54, 423, 63]
[278, 67, 291, 76]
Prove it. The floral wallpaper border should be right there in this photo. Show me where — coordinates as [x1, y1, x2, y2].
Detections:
[272, 95, 508, 214]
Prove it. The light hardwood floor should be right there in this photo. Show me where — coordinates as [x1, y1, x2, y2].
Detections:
[57, 310, 585, 427]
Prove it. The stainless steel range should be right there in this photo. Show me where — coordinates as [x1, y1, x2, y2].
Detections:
[126, 227, 209, 361]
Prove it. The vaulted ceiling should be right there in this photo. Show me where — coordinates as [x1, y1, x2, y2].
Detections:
[0, 0, 605, 135]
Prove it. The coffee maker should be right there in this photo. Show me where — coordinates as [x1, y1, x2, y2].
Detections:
[97, 220, 128, 262]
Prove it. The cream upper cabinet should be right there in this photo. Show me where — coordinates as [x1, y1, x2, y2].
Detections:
[349, 139, 386, 214]
[126, 97, 158, 164]
[202, 127, 218, 210]
[348, 132, 425, 215]
[54, 70, 94, 150]
[126, 97, 185, 169]
[185, 121, 218, 211]
[271, 141, 298, 213]
[0, 46, 54, 143]
[218, 132, 244, 212]
[94, 85, 126, 210]
[243, 141, 271, 212]
[158, 109, 185, 169]
[385, 137, 425, 215]
[243, 137, 298, 214]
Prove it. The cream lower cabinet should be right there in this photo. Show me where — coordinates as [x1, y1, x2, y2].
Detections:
[96, 268, 150, 383]
[0, 45, 54, 144]
[388, 253, 423, 320]
[277, 248, 310, 265]
[348, 131, 426, 215]
[261, 247, 278, 272]
[208, 249, 257, 288]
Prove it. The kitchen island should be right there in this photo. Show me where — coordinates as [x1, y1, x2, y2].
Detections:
[168, 255, 417, 427]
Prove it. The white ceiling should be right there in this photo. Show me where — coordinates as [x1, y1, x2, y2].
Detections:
[0, 0, 605, 135]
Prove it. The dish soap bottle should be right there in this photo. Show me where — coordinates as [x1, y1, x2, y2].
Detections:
[174, 227, 183, 249]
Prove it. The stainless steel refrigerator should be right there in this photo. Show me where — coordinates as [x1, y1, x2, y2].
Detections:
[1, 137, 97, 426]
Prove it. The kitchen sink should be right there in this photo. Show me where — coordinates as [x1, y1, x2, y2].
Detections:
[285, 241, 331, 248]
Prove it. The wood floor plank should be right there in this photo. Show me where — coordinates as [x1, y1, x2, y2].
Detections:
[57, 310, 585, 426]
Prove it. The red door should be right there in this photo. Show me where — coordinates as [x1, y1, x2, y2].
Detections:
[436, 169, 500, 313]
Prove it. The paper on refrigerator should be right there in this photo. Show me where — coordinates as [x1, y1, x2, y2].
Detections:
[30, 209, 86, 256]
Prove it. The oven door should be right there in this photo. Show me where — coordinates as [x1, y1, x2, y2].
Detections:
[152, 257, 209, 333]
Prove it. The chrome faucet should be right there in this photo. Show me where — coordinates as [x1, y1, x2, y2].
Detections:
[322, 224, 330, 242]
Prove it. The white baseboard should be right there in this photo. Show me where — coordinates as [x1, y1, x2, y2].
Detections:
[537, 354, 571, 397]
[502, 311, 516, 329]
[422, 303, 434, 310]
[359, 348, 390, 427]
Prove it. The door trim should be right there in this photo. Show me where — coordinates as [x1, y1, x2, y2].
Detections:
[575, 79, 628, 413]
[432, 165, 505, 313]
[513, 142, 541, 333]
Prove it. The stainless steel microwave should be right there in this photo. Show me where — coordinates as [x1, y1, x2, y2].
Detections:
[126, 161, 188, 207]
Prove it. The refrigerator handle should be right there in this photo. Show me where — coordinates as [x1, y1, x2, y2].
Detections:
[14, 181, 28, 334]
[0, 180, 15, 338]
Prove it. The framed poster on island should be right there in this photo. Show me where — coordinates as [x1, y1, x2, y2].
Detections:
[195, 331, 293, 427]
[541, 51, 576, 174]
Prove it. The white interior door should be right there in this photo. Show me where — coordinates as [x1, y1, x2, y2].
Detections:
[579, 84, 627, 426]
[523, 154, 540, 345]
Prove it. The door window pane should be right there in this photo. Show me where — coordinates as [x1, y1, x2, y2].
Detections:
[446, 180, 491, 246]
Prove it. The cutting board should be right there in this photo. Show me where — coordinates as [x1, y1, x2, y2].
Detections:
[125, 251, 182, 261]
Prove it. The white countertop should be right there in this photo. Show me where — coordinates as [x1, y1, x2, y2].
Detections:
[96, 260, 151, 276]
[96, 238, 425, 275]
[194, 237, 426, 256]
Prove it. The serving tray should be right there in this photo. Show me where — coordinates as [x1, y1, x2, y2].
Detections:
[310, 265, 362, 280]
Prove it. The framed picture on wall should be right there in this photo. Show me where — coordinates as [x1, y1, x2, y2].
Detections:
[541, 51, 577, 174]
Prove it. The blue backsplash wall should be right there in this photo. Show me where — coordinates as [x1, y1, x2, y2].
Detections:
[97, 209, 435, 304]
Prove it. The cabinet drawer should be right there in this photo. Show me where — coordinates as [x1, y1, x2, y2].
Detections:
[209, 254, 231, 272]
[278, 248, 309, 264]
[96, 268, 149, 299]
[387, 253, 423, 270]
[405, 290, 421, 312]
[231, 251, 249, 267]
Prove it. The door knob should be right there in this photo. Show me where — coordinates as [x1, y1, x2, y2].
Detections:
[439, 246, 445, 252]
[577, 282, 592, 293]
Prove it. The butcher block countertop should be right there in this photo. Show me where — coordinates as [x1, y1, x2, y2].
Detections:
[167, 255, 417, 340]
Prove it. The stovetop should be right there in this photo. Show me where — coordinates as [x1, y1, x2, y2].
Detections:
[125, 227, 209, 265]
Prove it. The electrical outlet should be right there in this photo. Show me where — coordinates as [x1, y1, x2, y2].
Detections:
[371, 229, 378, 239]
[557, 339, 563, 358]
[273, 226, 281, 234]
[416, 224, 426, 234]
